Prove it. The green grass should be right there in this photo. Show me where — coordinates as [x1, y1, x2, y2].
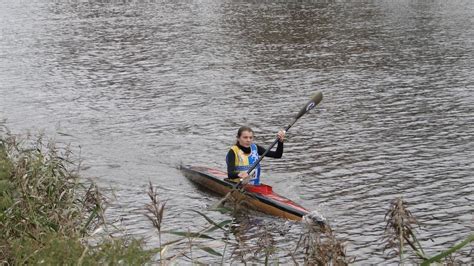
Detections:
[0, 133, 153, 264]
[11, 233, 154, 265]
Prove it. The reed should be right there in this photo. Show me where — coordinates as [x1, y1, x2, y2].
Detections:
[145, 181, 167, 262]
[148, 189, 349, 265]
[383, 197, 473, 264]
[0, 132, 153, 264]
[383, 197, 426, 263]
[145, 181, 233, 264]
[292, 217, 350, 265]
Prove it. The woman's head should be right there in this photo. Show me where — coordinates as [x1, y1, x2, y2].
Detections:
[236, 126, 254, 147]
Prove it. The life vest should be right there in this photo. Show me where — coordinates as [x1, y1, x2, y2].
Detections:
[227, 143, 261, 185]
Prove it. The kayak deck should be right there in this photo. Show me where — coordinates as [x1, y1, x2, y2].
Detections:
[181, 165, 310, 221]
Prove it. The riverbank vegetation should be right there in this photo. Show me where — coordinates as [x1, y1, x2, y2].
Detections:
[0, 131, 471, 264]
[383, 197, 473, 265]
[0, 133, 154, 264]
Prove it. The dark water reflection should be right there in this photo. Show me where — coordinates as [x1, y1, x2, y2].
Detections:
[0, 0, 472, 263]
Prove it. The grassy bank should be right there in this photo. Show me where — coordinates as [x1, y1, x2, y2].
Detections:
[0, 133, 154, 264]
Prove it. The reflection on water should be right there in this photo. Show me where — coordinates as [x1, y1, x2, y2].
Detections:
[0, 0, 472, 263]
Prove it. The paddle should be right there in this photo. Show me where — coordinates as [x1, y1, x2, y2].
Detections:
[211, 91, 323, 209]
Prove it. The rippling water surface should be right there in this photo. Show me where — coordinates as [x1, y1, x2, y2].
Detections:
[1, 0, 472, 263]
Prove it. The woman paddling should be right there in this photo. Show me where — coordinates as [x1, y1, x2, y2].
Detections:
[226, 126, 285, 185]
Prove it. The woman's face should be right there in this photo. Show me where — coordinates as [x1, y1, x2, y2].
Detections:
[237, 130, 254, 148]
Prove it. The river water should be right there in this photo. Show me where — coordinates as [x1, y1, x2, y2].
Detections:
[1, 0, 472, 263]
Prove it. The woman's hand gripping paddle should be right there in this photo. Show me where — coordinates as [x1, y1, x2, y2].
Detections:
[210, 92, 323, 210]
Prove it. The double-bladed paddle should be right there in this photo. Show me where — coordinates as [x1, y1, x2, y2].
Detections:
[211, 91, 323, 209]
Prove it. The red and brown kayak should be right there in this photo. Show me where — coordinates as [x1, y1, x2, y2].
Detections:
[181, 165, 314, 222]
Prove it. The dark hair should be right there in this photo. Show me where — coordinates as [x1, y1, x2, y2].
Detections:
[236, 126, 254, 144]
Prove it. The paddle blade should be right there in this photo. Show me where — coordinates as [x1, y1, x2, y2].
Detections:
[209, 190, 233, 210]
[295, 91, 323, 120]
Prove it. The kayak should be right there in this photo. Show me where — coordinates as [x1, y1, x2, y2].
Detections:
[181, 165, 313, 221]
